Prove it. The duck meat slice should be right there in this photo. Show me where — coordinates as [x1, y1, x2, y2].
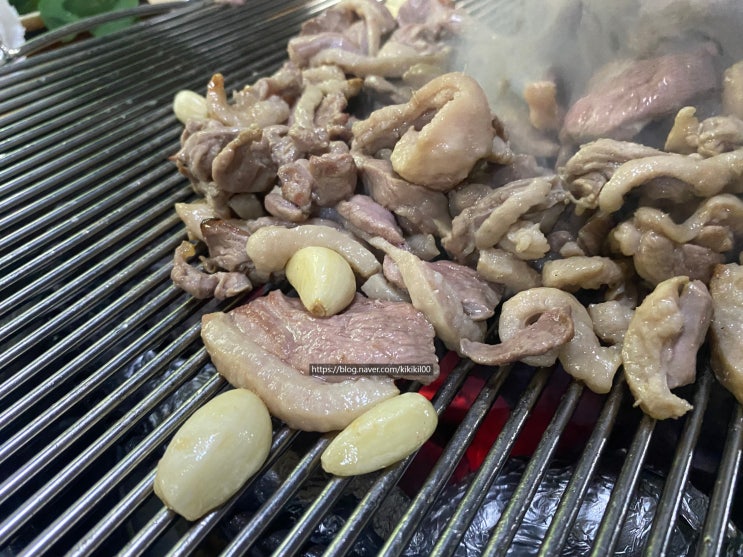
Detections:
[460, 307, 574, 366]
[201, 291, 439, 431]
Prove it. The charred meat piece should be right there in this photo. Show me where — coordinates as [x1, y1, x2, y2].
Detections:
[498, 287, 622, 394]
[336, 194, 405, 245]
[622, 276, 712, 420]
[560, 138, 666, 210]
[356, 154, 451, 237]
[443, 176, 566, 262]
[460, 307, 574, 366]
[371, 237, 486, 353]
[383, 256, 503, 322]
[352, 73, 495, 190]
[171, 242, 252, 300]
[710, 263, 743, 406]
[562, 47, 717, 142]
[201, 291, 441, 431]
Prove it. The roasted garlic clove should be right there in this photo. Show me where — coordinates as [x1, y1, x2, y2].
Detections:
[321, 392, 437, 476]
[173, 89, 208, 124]
[286, 246, 357, 317]
[154, 389, 272, 521]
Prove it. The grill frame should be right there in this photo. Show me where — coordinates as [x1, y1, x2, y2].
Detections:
[1, 2, 742, 556]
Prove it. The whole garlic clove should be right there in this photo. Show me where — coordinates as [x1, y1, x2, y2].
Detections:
[285, 246, 356, 317]
[173, 89, 208, 124]
[321, 392, 438, 476]
[154, 389, 272, 521]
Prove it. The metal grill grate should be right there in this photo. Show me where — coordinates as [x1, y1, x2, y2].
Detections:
[1, 2, 742, 556]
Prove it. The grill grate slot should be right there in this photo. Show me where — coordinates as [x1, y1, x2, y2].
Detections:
[483, 381, 586, 556]
[699, 405, 743, 556]
[537, 378, 627, 556]
[590, 415, 656, 556]
[644, 367, 714, 556]
[1, 1, 741, 556]
[430, 367, 554, 556]
[380, 363, 513, 556]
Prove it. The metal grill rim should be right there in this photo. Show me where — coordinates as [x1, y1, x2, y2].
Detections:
[0, 2, 741, 557]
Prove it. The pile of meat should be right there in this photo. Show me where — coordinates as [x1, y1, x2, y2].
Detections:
[170, 0, 743, 429]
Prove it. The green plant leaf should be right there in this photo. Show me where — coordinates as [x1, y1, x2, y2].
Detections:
[38, 0, 139, 39]
[10, 0, 40, 13]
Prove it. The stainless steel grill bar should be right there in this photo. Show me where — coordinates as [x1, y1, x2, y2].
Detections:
[220, 437, 330, 557]
[0, 158, 175, 264]
[380, 364, 513, 556]
[697, 404, 743, 557]
[0, 1, 309, 123]
[645, 367, 713, 556]
[0, 312, 206, 518]
[272, 477, 349, 556]
[0, 266, 178, 457]
[0, 212, 184, 382]
[0, 7, 217, 107]
[430, 367, 553, 556]
[164, 425, 301, 557]
[213, 356, 479, 556]
[0, 3, 210, 80]
[0, 287, 199, 467]
[8, 2, 203, 62]
[117, 507, 177, 557]
[537, 378, 626, 557]
[15, 367, 226, 556]
[589, 415, 656, 556]
[3, 342, 216, 544]
[68, 470, 158, 557]
[0, 6, 328, 208]
[0, 106, 174, 189]
[483, 381, 586, 556]
[322, 359, 489, 556]
[0, 170, 183, 301]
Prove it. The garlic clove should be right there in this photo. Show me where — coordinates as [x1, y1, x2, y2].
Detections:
[173, 89, 208, 124]
[285, 246, 356, 317]
[154, 389, 272, 521]
[321, 392, 438, 476]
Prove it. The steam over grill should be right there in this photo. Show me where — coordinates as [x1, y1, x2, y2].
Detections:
[1, 2, 742, 556]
